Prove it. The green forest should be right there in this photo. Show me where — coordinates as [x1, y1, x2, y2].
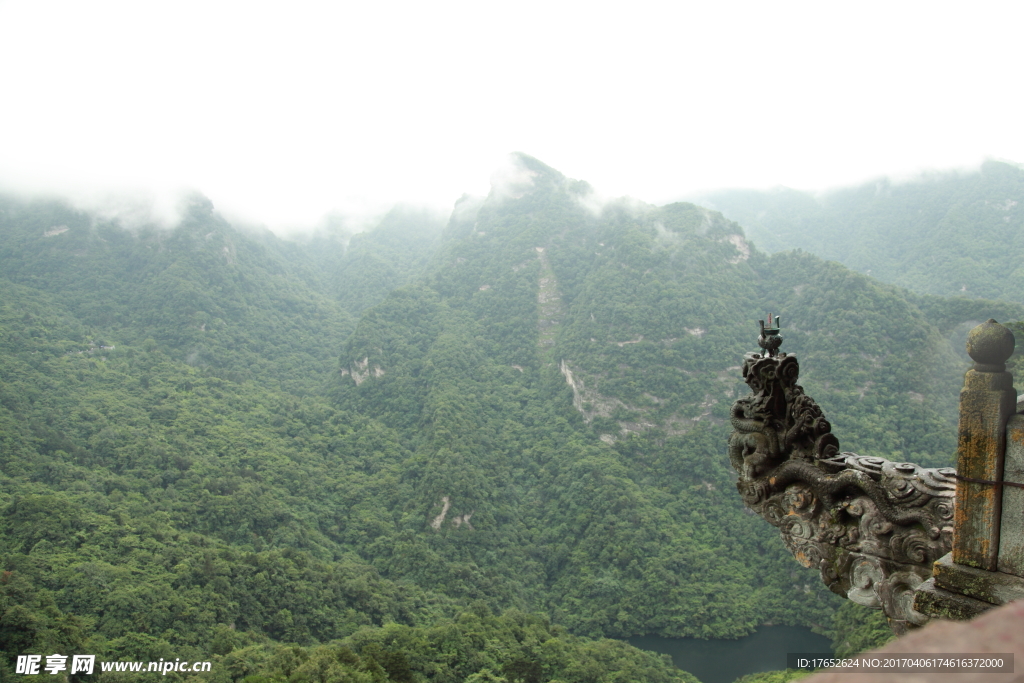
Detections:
[697, 160, 1024, 304]
[2, 155, 1022, 682]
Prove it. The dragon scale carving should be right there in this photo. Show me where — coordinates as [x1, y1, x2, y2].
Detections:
[729, 320, 955, 634]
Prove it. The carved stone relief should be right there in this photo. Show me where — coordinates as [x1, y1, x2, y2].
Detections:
[729, 320, 955, 634]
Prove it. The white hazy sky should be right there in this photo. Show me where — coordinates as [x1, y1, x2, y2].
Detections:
[1, 0, 1021, 231]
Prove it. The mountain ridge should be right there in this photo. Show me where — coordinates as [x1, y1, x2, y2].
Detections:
[695, 160, 1024, 304]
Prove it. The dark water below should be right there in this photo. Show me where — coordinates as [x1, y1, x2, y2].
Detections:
[628, 626, 832, 683]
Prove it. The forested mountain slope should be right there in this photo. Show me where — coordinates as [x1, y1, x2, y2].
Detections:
[0, 193, 355, 395]
[0, 191, 690, 681]
[254, 205, 447, 316]
[330, 155, 1023, 631]
[1, 159, 1020, 682]
[695, 160, 1024, 303]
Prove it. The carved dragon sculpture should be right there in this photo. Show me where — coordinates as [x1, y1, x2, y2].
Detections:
[729, 316, 955, 634]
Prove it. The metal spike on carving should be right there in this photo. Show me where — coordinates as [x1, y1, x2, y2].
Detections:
[757, 313, 783, 358]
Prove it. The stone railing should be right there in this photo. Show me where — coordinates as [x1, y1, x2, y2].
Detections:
[727, 317, 1024, 634]
[914, 319, 1024, 621]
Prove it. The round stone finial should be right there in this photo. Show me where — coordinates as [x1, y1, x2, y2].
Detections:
[966, 319, 1015, 371]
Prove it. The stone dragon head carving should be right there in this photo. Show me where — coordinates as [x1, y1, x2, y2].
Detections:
[729, 316, 956, 634]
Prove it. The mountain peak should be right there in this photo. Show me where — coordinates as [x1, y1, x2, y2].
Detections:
[487, 153, 569, 202]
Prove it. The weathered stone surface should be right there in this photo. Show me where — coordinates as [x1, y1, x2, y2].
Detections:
[803, 599, 1024, 683]
[954, 320, 1016, 571]
[999, 414, 1024, 576]
[954, 370, 1015, 570]
[728, 322, 954, 634]
[913, 577, 994, 621]
[966, 318, 1015, 371]
[932, 553, 1024, 606]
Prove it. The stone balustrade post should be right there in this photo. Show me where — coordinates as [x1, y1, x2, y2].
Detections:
[915, 319, 1024, 619]
[953, 319, 1017, 570]
[999, 412, 1024, 575]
